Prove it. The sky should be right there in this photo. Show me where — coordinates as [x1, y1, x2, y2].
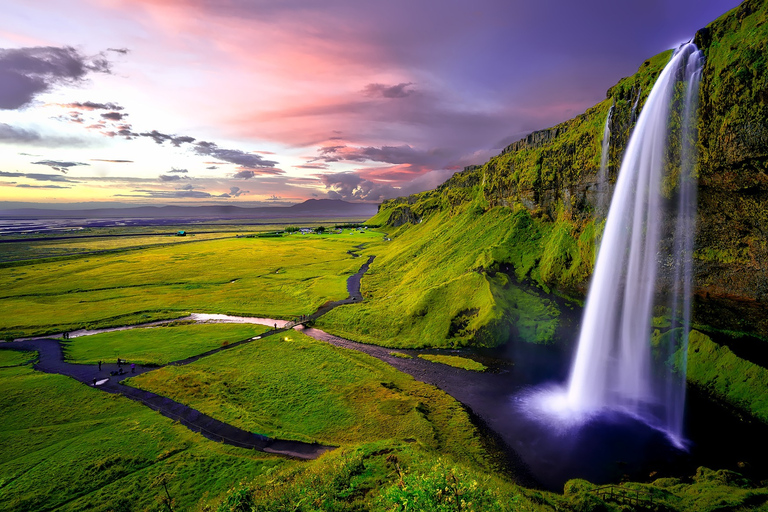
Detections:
[0, 0, 742, 207]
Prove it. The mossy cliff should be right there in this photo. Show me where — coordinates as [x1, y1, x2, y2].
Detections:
[330, 0, 768, 352]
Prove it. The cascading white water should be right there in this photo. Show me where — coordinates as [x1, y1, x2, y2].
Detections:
[564, 43, 703, 445]
[596, 104, 613, 218]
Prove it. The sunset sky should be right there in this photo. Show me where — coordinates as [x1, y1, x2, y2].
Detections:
[0, 0, 740, 207]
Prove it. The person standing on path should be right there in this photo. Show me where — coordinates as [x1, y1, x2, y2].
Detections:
[98, 360, 102, 371]
[131, 363, 135, 373]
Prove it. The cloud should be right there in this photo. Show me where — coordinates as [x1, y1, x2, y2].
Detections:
[0, 170, 80, 183]
[100, 111, 125, 121]
[55, 101, 124, 111]
[317, 167, 454, 202]
[115, 189, 214, 199]
[363, 82, 414, 99]
[168, 167, 188, 173]
[229, 186, 248, 197]
[0, 122, 88, 147]
[90, 159, 133, 163]
[31, 160, 90, 173]
[16, 184, 72, 189]
[194, 141, 279, 168]
[294, 163, 330, 169]
[206, 165, 218, 170]
[0, 46, 112, 110]
[319, 171, 396, 202]
[315, 144, 444, 167]
[159, 174, 187, 181]
[232, 170, 256, 179]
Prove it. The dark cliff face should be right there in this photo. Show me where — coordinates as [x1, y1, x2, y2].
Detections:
[375, 0, 768, 336]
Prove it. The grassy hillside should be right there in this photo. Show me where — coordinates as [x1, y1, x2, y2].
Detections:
[318, 0, 768, 350]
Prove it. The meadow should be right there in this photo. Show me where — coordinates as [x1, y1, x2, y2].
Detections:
[63, 322, 269, 365]
[0, 229, 381, 340]
[126, 330, 489, 456]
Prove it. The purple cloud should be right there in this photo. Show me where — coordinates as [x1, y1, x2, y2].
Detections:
[0, 46, 112, 110]
[363, 82, 414, 99]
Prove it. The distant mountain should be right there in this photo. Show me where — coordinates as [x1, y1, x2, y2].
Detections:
[0, 199, 379, 220]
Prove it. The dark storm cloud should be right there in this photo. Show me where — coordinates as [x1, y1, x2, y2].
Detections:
[194, 141, 278, 168]
[100, 111, 125, 121]
[363, 82, 414, 99]
[0, 46, 112, 110]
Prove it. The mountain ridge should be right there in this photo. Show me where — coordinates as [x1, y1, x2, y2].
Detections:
[0, 199, 379, 219]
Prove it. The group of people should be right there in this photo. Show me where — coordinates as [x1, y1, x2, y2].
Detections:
[92, 358, 136, 386]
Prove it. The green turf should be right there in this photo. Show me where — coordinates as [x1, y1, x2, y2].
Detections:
[0, 231, 379, 339]
[63, 322, 270, 365]
[674, 330, 768, 423]
[0, 349, 36, 368]
[126, 331, 488, 462]
[0, 364, 287, 512]
[418, 354, 487, 372]
[316, 206, 563, 349]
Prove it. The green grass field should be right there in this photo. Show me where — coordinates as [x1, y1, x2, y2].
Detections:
[126, 331, 489, 461]
[63, 322, 270, 365]
[0, 359, 289, 512]
[0, 349, 36, 367]
[0, 230, 380, 339]
[418, 354, 488, 372]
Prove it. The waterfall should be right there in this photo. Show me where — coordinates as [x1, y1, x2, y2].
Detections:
[565, 43, 703, 446]
[596, 104, 614, 218]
